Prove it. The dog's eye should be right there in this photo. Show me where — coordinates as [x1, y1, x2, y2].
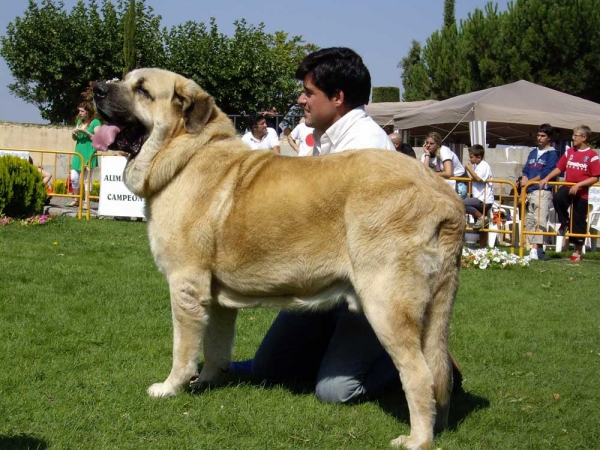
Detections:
[137, 87, 151, 99]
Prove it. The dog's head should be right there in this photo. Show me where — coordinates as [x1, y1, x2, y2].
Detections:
[92, 68, 216, 158]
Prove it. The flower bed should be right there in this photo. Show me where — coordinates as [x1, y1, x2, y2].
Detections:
[461, 247, 530, 269]
[1, 214, 52, 226]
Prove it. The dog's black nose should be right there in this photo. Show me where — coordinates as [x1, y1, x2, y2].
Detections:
[94, 82, 109, 98]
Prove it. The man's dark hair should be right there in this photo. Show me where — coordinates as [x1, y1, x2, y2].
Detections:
[469, 144, 485, 158]
[247, 113, 266, 130]
[538, 123, 554, 137]
[296, 47, 371, 110]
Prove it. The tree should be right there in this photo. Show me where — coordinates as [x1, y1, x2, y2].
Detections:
[1, 2, 315, 125]
[0, 0, 164, 124]
[399, 0, 600, 103]
[444, 0, 455, 28]
[399, 40, 432, 101]
[163, 18, 316, 118]
[122, 0, 136, 77]
[372, 87, 399, 103]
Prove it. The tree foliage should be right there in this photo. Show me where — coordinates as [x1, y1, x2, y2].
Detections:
[372, 86, 399, 103]
[164, 18, 316, 116]
[1, 1, 317, 124]
[122, 0, 136, 77]
[444, 0, 455, 29]
[400, 0, 600, 103]
[0, 0, 164, 124]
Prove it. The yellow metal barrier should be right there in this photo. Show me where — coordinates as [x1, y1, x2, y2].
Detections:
[1, 147, 86, 219]
[451, 176, 519, 253]
[519, 181, 600, 257]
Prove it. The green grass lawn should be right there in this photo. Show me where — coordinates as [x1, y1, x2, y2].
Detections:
[1, 217, 599, 449]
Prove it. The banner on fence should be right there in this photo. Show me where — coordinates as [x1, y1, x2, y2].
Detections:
[98, 156, 145, 218]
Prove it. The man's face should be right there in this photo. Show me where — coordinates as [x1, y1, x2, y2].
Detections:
[297, 75, 339, 132]
[537, 132, 550, 148]
[253, 119, 267, 135]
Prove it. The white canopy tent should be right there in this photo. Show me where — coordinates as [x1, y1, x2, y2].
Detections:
[365, 100, 438, 127]
[393, 80, 600, 146]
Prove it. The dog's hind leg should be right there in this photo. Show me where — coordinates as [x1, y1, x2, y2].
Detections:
[197, 303, 238, 384]
[354, 266, 436, 450]
[148, 271, 212, 398]
[423, 225, 461, 433]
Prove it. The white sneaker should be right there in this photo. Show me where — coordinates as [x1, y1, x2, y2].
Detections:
[529, 248, 538, 260]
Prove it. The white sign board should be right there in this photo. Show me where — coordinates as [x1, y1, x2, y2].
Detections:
[0, 150, 30, 160]
[98, 156, 145, 218]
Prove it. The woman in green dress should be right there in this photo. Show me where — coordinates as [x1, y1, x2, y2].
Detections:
[67, 101, 101, 207]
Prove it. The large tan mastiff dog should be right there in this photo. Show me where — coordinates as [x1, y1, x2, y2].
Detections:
[92, 68, 465, 450]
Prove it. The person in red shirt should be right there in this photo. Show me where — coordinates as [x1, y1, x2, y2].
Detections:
[540, 125, 600, 261]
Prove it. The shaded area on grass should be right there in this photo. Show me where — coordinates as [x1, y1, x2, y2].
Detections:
[0, 435, 48, 450]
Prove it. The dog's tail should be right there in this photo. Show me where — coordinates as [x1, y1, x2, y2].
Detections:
[422, 206, 464, 430]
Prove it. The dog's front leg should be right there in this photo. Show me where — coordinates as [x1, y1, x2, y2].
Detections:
[148, 271, 212, 398]
[196, 303, 238, 384]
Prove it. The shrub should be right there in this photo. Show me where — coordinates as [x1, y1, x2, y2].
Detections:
[53, 179, 67, 194]
[91, 180, 100, 197]
[0, 155, 47, 217]
[52, 179, 100, 196]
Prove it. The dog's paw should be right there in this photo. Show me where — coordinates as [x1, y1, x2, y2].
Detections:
[390, 434, 431, 450]
[147, 382, 178, 398]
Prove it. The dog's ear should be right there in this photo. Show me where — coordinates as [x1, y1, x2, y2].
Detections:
[175, 80, 214, 134]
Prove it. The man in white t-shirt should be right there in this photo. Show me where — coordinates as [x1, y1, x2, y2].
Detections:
[287, 118, 315, 157]
[463, 144, 494, 230]
[238, 47, 463, 405]
[241, 114, 281, 154]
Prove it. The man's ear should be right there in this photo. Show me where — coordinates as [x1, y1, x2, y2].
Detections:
[175, 79, 214, 133]
[332, 89, 345, 107]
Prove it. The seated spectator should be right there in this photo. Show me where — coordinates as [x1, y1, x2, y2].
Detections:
[420, 131, 467, 198]
[540, 125, 600, 262]
[29, 156, 53, 189]
[463, 145, 494, 230]
[241, 113, 281, 154]
[388, 132, 416, 158]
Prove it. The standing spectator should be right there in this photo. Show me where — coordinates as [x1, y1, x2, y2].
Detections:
[388, 132, 416, 158]
[463, 145, 494, 230]
[241, 113, 281, 154]
[67, 101, 101, 208]
[420, 131, 468, 198]
[287, 118, 315, 156]
[521, 124, 559, 260]
[540, 125, 600, 261]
